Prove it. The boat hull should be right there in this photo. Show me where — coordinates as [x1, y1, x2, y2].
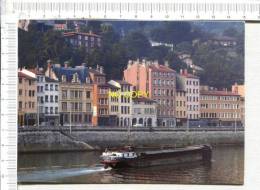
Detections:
[101, 145, 212, 169]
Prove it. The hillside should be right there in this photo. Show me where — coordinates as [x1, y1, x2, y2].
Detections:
[18, 21, 244, 88]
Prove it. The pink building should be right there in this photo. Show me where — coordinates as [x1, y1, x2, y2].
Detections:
[124, 59, 177, 127]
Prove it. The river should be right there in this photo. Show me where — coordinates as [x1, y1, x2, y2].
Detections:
[18, 145, 244, 185]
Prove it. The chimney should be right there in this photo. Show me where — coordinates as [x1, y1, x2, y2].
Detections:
[96, 64, 100, 71]
[154, 60, 159, 68]
[164, 61, 169, 67]
[180, 69, 183, 74]
[184, 69, 188, 75]
[47, 59, 52, 69]
[64, 61, 69, 68]
[46, 60, 53, 77]
[100, 66, 104, 74]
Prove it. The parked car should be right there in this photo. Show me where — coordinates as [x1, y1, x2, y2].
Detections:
[133, 123, 143, 127]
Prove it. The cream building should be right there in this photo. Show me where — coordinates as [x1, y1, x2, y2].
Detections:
[108, 80, 133, 127]
[132, 97, 157, 127]
[179, 69, 200, 122]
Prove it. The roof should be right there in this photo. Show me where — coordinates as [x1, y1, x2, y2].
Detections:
[63, 32, 101, 38]
[106, 83, 120, 89]
[149, 64, 176, 73]
[51, 65, 90, 84]
[18, 72, 36, 80]
[180, 73, 199, 79]
[45, 76, 59, 83]
[114, 80, 132, 85]
[200, 90, 240, 96]
[88, 68, 105, 76]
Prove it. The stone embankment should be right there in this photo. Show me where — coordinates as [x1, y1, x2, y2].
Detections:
[18, 129, 244, 153]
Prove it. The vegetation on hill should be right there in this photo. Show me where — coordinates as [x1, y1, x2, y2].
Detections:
[18, 21, 244, 88]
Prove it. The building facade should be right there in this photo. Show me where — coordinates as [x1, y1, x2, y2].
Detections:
[200, 89, 243, 127]
[35, 69, 59, 126]
[45, 62, 93, 127]
[108, 80, 133, 127]
[18, 69, 37, 126]
[64, 31, 101, 52]
[176, 90, 187, 127]
[179, 69, 200, 123]
[132, 97, 157, 127]
[89, 65, 110, 126]
[124, 59, 176, 127]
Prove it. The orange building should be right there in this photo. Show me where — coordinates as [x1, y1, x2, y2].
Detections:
[124, 59, 177, 127]
[200, 89, 243, 127]
[89, 65, 110, 126]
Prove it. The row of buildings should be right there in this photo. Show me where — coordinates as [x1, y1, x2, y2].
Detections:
[18, 59, 244, 128]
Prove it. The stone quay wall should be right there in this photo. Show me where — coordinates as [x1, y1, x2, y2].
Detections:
[18, 130, 244, 153]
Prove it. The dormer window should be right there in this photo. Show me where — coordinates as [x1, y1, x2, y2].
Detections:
[86, 77, 90, 84]
[72, 73, 79, 83]
[62, 75, 66, 82]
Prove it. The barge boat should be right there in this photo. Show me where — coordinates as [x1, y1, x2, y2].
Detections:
[100, 145, 212, 169]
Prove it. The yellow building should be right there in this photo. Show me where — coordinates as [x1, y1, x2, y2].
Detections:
[176, 90, 187, 126]
[46, 62, 93, 127]
[18, 69, 37, 126]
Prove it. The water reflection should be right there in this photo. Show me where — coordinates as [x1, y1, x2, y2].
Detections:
[18, 146, 244, 184]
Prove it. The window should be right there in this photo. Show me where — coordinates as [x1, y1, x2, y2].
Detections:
[45, 95, 49, 102]
[50, 84, 53, 91]
[86, 103, 91, 111]
[19, 89, 22, 96]
[62, 102, 67, 111]
[50, 107, 53, 114]
[50, 95, 54, 102]
[72, 73, 79, 83]
[29, 80, 32, 85]
[19, 78, 22, 84]
[62, 75, 66, 82]
[62, 90, 67, 99]
[55, 85, 58, 91]
[45, 107, 48, 114]
[86, 91, 91, 98]
[55, 95, 58, 103]
[55, 107, 58, 114]
[19, 101, 22, 109]
[45, 84, 49, 90]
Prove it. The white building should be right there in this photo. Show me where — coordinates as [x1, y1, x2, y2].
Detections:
[179, 69, 200, 121]
[132, 97, 157, 127]
[36, 69, 59, 126]
[108, 80, 133, 127]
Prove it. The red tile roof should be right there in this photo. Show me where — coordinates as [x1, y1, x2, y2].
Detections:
[200, 90, 239, 96]
[18, 72, 36, 80]
[180, 73, 199, 79]
[149, 64, 176, 72]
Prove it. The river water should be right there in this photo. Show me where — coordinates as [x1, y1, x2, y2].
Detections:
[18, 145, 244, 185]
